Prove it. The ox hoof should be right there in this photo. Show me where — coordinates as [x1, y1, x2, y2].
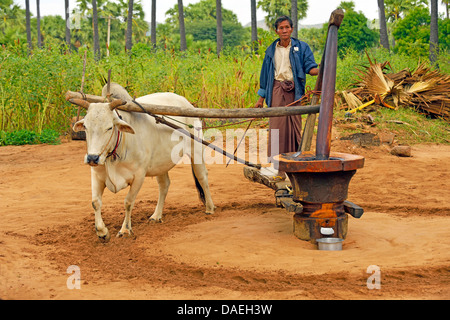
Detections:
[97, 232, 111, 243]
[149, 218, 163, 224]
[116, 230, 135, 239]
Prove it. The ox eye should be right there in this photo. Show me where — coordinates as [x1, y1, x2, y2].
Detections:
[106, 127, 113, 131]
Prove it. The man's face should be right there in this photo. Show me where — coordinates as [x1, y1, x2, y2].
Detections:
[276, 20, 293, 42]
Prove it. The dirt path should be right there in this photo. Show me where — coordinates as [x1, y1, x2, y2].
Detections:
[0, 140, 449, 300]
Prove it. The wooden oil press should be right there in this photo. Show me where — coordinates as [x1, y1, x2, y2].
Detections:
[272, 9, 365, 243]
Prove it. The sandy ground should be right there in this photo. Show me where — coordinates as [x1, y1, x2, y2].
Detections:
[0, 135, 449, 300]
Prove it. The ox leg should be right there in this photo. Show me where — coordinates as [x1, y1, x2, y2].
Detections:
[149, 173, 170, 223]
[117, 176, 145, 238]
[191, 163, 215, 215]
[91, 176, 110, 242]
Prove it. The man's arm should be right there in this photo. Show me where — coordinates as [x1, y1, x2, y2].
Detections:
[254, 96, 265, 108]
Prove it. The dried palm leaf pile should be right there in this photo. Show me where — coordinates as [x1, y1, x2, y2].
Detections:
[337, 55, 450, 122]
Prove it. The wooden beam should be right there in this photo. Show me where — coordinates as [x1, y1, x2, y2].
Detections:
[65, 91, 320, 119]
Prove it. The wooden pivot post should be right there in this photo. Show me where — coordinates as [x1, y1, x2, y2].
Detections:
[300, 9, 344, 154]
[315, 9, 344, 160]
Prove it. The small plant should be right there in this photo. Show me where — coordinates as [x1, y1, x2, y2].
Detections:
[0, 129, 60, 146]
[1, 129, 38, 145]
[38, 129, 61, 145]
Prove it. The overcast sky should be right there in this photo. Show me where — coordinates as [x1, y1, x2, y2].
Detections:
[15, 0, 447, 26]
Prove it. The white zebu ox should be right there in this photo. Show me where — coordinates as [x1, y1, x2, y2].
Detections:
[72, 83, 214, 241]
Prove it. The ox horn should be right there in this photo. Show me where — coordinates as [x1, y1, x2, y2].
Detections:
[69, 99, 90, 110]
[109, 99, 126, 110]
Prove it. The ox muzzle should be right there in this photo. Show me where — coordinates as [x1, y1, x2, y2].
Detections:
[86, 154, 100, 166]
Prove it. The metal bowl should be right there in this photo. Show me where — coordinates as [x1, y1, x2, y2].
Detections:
[316, 237, 344, 251]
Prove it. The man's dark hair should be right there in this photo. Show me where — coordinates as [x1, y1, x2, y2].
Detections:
[274, 16, 293, 30]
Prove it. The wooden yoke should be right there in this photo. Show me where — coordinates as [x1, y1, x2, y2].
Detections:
[66, 90, 320, 119]
[300, 9, 344, 153]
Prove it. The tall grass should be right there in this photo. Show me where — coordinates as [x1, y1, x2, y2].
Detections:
[0, 42, 448, 144]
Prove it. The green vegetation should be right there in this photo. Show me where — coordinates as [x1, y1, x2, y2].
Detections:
[0, 0, 448, 146]
[336, 107, 450, 145]
[0, 128, 60, 145]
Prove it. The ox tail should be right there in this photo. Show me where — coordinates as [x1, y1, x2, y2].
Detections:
[191, 167, 206, 205]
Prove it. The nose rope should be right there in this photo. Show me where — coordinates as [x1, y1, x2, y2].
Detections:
[98, 129, 116, 159]
[106, 129, 122, 161]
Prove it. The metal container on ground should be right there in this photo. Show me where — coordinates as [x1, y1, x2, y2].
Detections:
[316, 237, 344, 251]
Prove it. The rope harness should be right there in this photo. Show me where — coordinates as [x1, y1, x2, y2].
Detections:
[98, 110, 123, 162]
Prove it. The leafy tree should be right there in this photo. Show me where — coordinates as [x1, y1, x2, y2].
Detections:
[71, 0, 147, 56]
[393, 7, 430, 56]
[166, 0, 239, 25]
[257, 0, 308, 31]
[393, 6, 449, 58]
[186, 20, 245, 49]
[0, 1, 27, 47]
[338, 1, 355, 11]
[334, 4, 378, 54]
[40, 15, 66, 44]
[164, 0, 245, 51]
[298, 26, 325, 53]
[443, 0, 449, 19]
[384, 0, 428, 22]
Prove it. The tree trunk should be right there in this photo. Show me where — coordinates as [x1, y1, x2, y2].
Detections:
[178, 0, 187, 51]
[250, 0, 258, 52]
[378, 0, 390, 51]
[430, 0, 439, 68]
[36, 0, 41, 48]
[92, 0, 100, 60]
[25, 0, 32, 54]
[65, 0, 71, 48]
[107, 16, 111, 56]
[216, 0, 223, 56]
[125, 0, 134, 51]
[443, 0, 449, 19]
[151, 0, 156, 47]
[291, 0, 298, 39]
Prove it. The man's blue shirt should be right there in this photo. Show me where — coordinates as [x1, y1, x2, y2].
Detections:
[257, 37, 318, 107]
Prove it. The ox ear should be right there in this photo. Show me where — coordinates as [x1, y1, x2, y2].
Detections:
[73, 119, 85, 132]
[116, 118, 135, 134]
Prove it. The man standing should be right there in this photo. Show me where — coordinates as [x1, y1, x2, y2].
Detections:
[255, 16, 318, 178]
